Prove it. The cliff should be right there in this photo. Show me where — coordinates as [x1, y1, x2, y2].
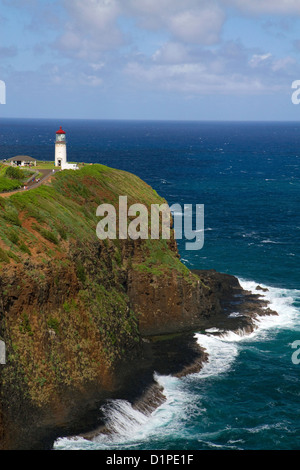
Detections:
[0, 164, 276, 449]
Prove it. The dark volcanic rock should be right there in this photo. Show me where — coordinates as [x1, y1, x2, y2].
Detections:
[192, 269, 277, 335]
[76, 332, 208, 442]
[74, 270, 278, 444]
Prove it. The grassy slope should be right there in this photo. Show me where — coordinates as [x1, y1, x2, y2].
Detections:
[0, 164, 190, 277]
[0, 164, 195, 409]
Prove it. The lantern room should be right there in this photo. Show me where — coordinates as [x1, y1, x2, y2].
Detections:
[56, 126, 66, 143]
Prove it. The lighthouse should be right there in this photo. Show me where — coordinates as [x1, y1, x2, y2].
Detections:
[55, 126, 67, 167]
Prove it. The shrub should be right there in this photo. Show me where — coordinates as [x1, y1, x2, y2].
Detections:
[40, 229, 59, 245]
[7, 230, 19, 245]
[0, 177, 22, 192]
[5, 166, 24, 180]
[76, 263, 86, 283]
[56, 225, 67, 240]
[3, 209, 21, 226]
[47, 317, 60, 334]
[63, 301, 71, 313]
[20, 314, 33, 336]
[0, 248, 10, 263]
[19, 241, 31, 255]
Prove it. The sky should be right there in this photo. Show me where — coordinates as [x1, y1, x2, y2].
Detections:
[1, 0, 300, 121]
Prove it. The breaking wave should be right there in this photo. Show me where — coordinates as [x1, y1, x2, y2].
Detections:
[54, 279, 300, 451]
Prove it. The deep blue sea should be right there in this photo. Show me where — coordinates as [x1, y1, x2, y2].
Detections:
[1, 118, 299, 450]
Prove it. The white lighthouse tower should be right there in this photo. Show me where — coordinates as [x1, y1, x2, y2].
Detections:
[55, 126, 79, 170]
[55, 126, 67, 167]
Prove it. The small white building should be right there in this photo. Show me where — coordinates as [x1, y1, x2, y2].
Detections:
[61, 163, 79, 171]
[55, 126, 78, 170]
[9, 155, 37, 167]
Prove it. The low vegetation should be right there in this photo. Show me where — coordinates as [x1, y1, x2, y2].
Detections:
[0, 164, 191, 281]
[0, 163, 199, 411]
[0, 163, 36, 193]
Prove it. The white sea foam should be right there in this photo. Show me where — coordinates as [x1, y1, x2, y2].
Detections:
[205, 327, 223, 333]
[55, 436, 94, 450]
[192, 279, 300, 384]
[54, 374, 191, 450]
[193, 333, 239, 379]
[58, 332, 242, 449]
[239, 279, 300, 335]
[54, 278, 300, 450]
[228, 312, 243, 318]
[98, 399, 150, 438]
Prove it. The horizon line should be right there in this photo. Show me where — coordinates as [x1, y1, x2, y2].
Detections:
[0, 116, 300, 124]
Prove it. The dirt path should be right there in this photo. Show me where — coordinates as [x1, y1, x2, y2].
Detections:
[0, 169, 59, 198]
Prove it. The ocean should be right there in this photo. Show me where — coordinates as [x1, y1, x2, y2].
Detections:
[1, 118, 299, 450]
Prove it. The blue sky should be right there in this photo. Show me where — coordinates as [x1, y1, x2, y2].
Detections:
[1, 0, 300, 120]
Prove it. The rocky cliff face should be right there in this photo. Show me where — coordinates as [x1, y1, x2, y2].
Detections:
[0, 165, 276, 449]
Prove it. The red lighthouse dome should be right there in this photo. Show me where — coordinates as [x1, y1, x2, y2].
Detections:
[56, 126, 66, 135]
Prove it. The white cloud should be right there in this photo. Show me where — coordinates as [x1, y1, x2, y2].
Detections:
[249, 52, 296, 73]
[125, 0, 200, 28]
[79, 73, 103, 87]
[55, 0, 226, 60]
[125, 60, 270, 94]
[89, 62, 105, 71]
[126, 0, 225, 44]
[125, 36, 298, 97]
[64, 0, 121, 32]
[34, 0, 300, 95]
[168, 5, 225, 45]
[221, 0, 300, 15]
[55, 0, 123, 58]
[48, 62, 104, 89]
[249, 53, 272, 68]
[152, 42, 190, 64]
